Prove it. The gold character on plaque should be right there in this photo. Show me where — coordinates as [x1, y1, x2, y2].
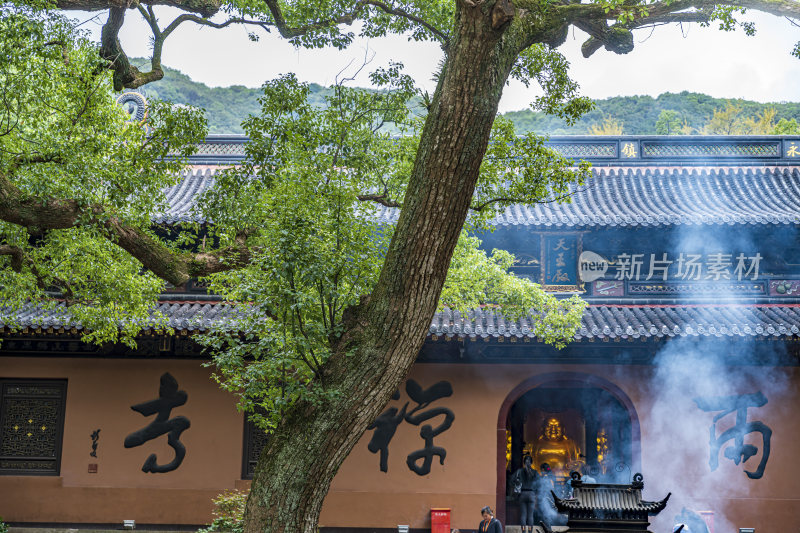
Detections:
[621, 143, 637, 158]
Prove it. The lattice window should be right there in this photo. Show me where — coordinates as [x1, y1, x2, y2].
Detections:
[241, 412, 269, 480]
[1, 379, 67, 475]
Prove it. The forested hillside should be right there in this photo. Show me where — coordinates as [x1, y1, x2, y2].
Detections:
[506, 93, 800, 135]
[130, 60, 339, 134]
[131, 60, 800, 135]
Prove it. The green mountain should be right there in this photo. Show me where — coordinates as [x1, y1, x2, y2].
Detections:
[130, 60, 800, 135]
[505, 93, 800, 135]
[129, 60, 338, 134]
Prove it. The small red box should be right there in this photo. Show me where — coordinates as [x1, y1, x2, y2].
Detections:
[431, 508, 451, 533]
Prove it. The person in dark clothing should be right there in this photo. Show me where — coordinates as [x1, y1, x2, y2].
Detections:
[536, 463, 559, 527]
[510, 455, 538, 533]
[479, 506, 502, 533]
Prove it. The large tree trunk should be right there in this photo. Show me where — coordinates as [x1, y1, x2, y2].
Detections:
[243, 4, 520, 533]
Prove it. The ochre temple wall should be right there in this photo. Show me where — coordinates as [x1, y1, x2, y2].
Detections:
[0, 357, 244, 524]
[636, 364, 800, 533]
[1, 357, 798, 532]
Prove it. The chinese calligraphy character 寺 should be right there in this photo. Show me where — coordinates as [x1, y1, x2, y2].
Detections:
[124, 372, 191, 473]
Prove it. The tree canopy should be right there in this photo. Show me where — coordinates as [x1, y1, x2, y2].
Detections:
[0, 7, 207, 340]
[195, 72, 588, 429]
[1, 2, 586, 384]
[3, 1, 800, 533]
[66, 0, 800, 94]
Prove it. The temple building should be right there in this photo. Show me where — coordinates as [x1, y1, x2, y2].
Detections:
[2, 135, 800, 533]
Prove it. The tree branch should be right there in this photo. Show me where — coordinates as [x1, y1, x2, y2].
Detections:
[577, 10, 709, 57]
[0, 245, 24, 272]
[100, 7, 165, 90]
[0, 244, 74, 296]
[108, 218, 252, 285]
[56, 0, 221, 17]
[262, 0, 447, 44]
[260, 0, 365, 39]
[470, 190, 578, 213]
[361, 0, 449, 44]
[127, 7, 274, 90]
[356, 193, 401, 208]
[725, 0, 800, 19]
[77, 0, 447, 90]
[0, 174, 251, 286]
[10, 153, 64, 171]
[162, 13, 275, 35]
[517, 0, 800, 58]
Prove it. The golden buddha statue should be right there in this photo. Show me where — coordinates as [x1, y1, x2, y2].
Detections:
[505, 429, 512, 469]
[530, 416, 581, 478]
[596, 428, 610, 473]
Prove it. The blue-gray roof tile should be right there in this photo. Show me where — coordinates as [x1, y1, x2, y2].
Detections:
[8, 302, 798, 341]
[162, 165, 800, 227]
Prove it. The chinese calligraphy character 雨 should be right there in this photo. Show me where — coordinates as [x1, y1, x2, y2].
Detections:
[693, 392, 772, 479]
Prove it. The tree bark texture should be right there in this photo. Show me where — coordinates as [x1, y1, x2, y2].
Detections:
[242, 3, 522, 533]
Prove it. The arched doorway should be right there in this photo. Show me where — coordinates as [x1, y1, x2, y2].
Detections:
[494, 372, 642, 524]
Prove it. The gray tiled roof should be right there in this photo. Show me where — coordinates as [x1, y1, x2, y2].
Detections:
[159, 166, 800, 227]
[493, 166, 800, 227]
[159, 166, 220, 223]
[0, 301, 241, 333]
[431, 304, 800, 340]
[5, 302, 800, 340]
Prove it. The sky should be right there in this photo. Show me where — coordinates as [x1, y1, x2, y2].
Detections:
[76, 8, 800, 113]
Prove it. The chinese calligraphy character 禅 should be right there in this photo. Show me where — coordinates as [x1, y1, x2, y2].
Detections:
[367, 379, 455, 476]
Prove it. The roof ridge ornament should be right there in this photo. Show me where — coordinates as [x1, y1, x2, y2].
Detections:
[116, 92, 148, 124]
